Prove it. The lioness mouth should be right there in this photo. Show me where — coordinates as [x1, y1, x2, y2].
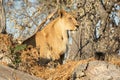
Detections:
[75, 25, 79, 31]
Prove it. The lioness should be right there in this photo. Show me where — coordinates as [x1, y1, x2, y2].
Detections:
[35, 10, 79, 64]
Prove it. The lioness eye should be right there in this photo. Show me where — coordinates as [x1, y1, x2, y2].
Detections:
[69, 17, 72, 20]
[75, 18, 78, 20]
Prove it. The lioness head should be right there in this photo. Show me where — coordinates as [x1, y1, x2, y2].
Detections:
[59, 10, 79, 31]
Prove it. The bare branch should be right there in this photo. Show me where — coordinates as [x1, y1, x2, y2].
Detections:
[0, 0, 6, 33]
[22, 7, 58, 43]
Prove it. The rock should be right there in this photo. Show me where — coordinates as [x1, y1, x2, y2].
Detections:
[70, 61, 120, 80]
[110, 3, 120, 26]
[0, 34, 12, 64]
[0, 64, 43, 80]
[3, 0, 57, 43]
[65, 0, 120, 64]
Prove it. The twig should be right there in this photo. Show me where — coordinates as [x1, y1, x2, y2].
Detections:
[22, 7, 58, 43]
[23, 8, 38, 27]
[37, 7, 58, 31]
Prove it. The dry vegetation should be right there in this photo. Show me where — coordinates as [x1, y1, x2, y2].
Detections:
[0, 0, 120, 80]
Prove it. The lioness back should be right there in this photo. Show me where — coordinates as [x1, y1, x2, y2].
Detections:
[35, 10, 79, 64]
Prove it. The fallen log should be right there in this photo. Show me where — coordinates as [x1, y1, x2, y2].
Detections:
[0, 64, 43, 80]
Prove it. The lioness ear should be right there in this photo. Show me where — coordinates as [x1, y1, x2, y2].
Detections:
[59, 10, 66, 18]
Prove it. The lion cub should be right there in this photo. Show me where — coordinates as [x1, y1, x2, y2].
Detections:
[35, 10, 79, 64]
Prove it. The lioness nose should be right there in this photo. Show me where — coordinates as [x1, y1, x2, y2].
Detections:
[75, 25, 79, 31]
[76, 25, 79, 28]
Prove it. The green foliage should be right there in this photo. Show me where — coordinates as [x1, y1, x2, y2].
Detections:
[10, 44, 27, 67]
[12, 44, 27, 53]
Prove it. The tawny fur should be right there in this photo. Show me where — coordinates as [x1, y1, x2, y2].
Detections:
[35, 10, 78, 62]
